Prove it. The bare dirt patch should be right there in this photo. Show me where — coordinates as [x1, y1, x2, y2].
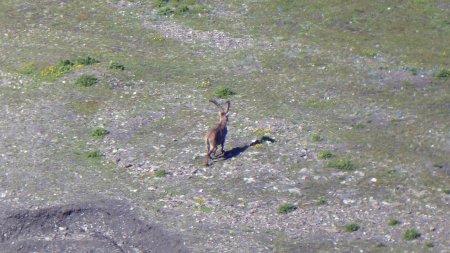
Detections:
[0, 200, 188, 253]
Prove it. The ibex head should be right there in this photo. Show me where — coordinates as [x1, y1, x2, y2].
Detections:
[209, 99, 230, 124]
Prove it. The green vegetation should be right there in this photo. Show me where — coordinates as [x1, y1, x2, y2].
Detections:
[18, 62, 36, 75]
[87, 150, 103, 158]
[214, 87, 236, 99]
[155, 170, 170, 177]
[424, 242, 434, 248]
[74, 74, 98, 87]
[154, 0, 206, 16]
[251, 128, 272, 136]
[403, 229, 421, 241]
[75, 56, 99, 66]
[109, 61, 125, 70]
[437, 69, 450, 79]
[91, 128, 109, 138]
[311, 134, 324, 142]
[277, 203, 297, 214]
[328, 159, 354, 171]
[360, 48, 377, 58]
[388, 219, 400, 226]
[316, 198, 327, 205]
[344, 223, 360, 232]
[353, 123, 366, 130]
[318, 151, 333, 159]
[40, 59, 74, 79]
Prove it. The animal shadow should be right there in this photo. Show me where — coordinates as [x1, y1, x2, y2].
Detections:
[222, 136, 275, 160]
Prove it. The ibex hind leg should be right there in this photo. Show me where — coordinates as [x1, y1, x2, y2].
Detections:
[205, 138, 211, 166]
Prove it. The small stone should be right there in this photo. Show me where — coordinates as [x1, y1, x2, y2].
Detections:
[370, 178, 377, 183]
[288, 188, 301, 195]
[343, 199, 355, 205]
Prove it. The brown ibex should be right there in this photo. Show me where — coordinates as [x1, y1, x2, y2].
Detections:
[205, 99, 230, 166]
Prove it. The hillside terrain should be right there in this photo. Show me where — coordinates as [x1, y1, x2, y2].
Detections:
[0, 0, 449, 252]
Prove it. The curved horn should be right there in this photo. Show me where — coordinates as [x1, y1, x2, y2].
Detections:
[224, 100, 230, 113]
[209, 99, 224, 111]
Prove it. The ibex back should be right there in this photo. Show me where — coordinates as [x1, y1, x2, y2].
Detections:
[205, 100, 230, 166]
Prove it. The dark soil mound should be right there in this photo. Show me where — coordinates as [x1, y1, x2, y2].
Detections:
[0, 200, 188, 253]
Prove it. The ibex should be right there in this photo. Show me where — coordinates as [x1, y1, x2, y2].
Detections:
[205, 99, 230, 166]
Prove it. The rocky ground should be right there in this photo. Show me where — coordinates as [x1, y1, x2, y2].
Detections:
[0, 0, 449, 252]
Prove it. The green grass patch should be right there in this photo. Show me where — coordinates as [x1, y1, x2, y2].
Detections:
[17, 62, 36, 75]
[214, 87, 236, 99]
[91, 127, 109, 138]
[75, 56, 100, 66]
[87, 150, 103, 158]
[316, 198, 327, 205]
[388, 219, 400, 226]
[277, 203, 297, 214]
[109, 61, 125, 70]
[155, 169, 170, 177]
[403, 229, 421, 241]
[304, 99, 336, 109]
[437, 69, 450, 79]
[353, 123, 366, 130]
[250, 128, 272, 136]
[360, 48, 377, 58]
[311, 134, 324, 142]
[344, 223, 360, 232]
[155, 0, 206, 16]
[328, 159, 354, 171]
[40, 59, 74, 79]
[424, 242, 434, 248]
[318, 151, 333, 159]
[74, 74, 98, 87]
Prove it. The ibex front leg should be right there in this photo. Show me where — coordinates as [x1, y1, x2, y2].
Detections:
[204, 99, 230, 166]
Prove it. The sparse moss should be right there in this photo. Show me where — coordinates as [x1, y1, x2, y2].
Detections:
[40, 59, 74, 79]
[254, 143, 264, 149]
[388, 219, 400, 226]
[424, 242, 434, 248]
[91, 128, 109, 138]
[437, 69, 450, 79]
[277, 203, 297, 214]
[328, 159, 354, 171]
[18, 62, 36, 75]
[199, 79, 211, 88]
[87, 150, 103, 158]
[251, 128, 272, 136]
[74, 74, 98, 87]
[109, 61, 125, 70]
[403, 229, 420, 240]
[345, 223, 360, 232]
[75, 56, 99, 66]
[361, 48, 377, 58]
[318, 151, 333, 159]
[155, 170, 169, 177]
[316, 198, 327, 205]
[155, 0, 206, 16]
[311, 134, 324, 142]
[214, 87, 236, 99]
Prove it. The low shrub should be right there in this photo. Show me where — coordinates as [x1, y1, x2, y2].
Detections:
[277, 203, 297, 214]
[75, 74, 98, 87]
